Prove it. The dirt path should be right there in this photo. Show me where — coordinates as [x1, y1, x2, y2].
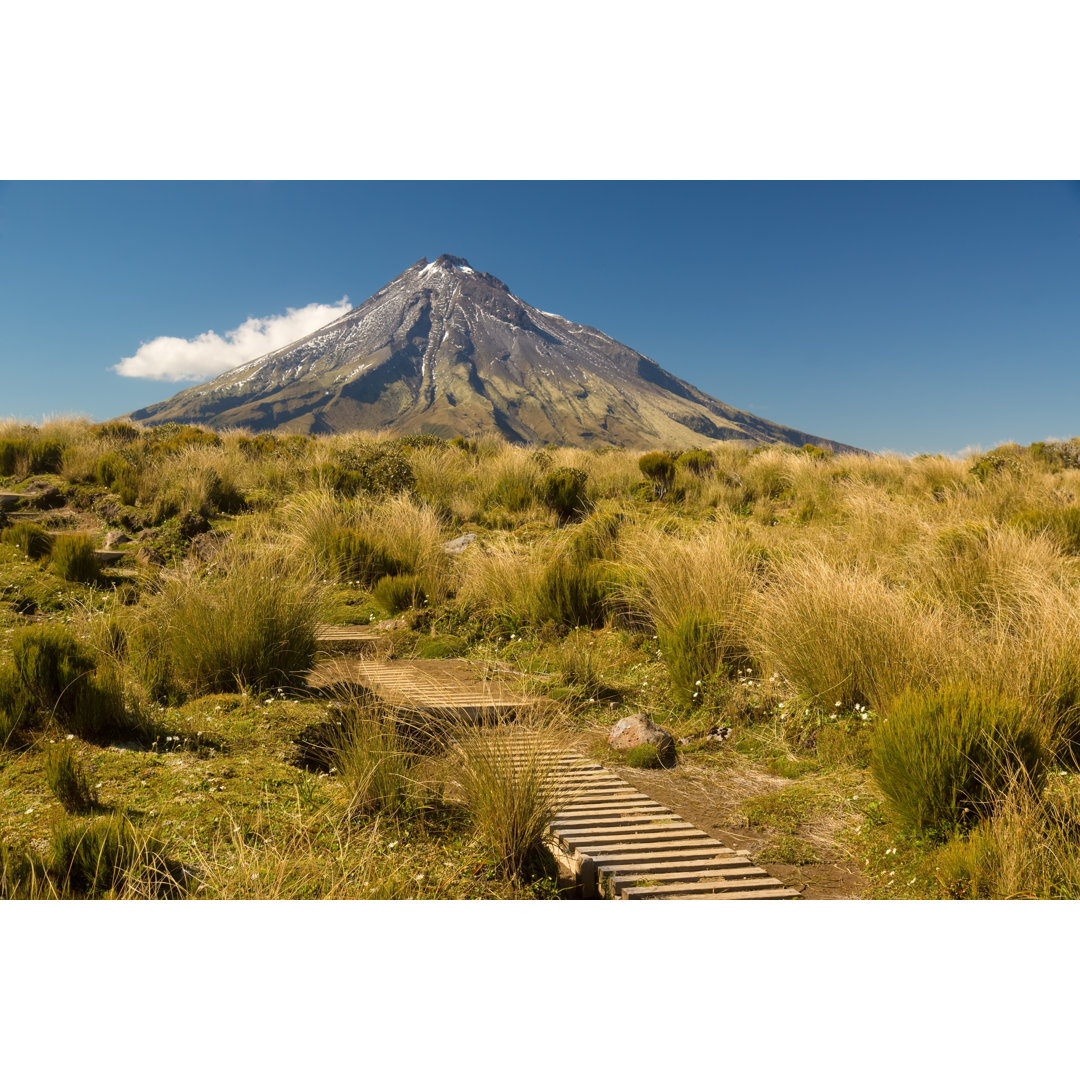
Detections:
[604, 758, 867, 899]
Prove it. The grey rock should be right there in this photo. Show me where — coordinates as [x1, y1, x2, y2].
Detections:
[443, 532, 477, 555]
[608, 713, 676, 767]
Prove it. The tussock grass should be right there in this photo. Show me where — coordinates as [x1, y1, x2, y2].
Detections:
[133, 543, 324, 697]
[871, 684, 1046, 837]
[49, 814, 186, 898]
[1, 521, 53, 559]
[749, 551, 958, 711]
[932, 780, 1080, 899]
[50, 533, 99, 584]
[288, 489, 449, 598]
[447, 713, 573, 880]
[44, 743, 96, 813]
[618, 521, 759, 670]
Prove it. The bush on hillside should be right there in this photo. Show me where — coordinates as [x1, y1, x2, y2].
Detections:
[541, 467, 588, 523]
[678, 448, 714, 475]
[8, 625, 133, 741]
[1, 521, 53, 560]
[533, 555, 609, 629]
[138, 549, 323, 696]
[373, 573, 426, 615]
[338, 444, 415, 497]
[638, 451, 677, 498]
[871, 685, 1046, 837]
[660, 613, 730, 706]
[50, 533, 100, 584]
[317, 526, 408, 586]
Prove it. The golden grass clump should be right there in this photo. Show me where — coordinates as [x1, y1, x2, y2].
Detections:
[748, 550, 959, 710]
[131, 541, 324, 698]
[447, 712, 573, 880]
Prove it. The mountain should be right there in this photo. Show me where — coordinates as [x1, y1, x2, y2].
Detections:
[127, 255, 853, 452]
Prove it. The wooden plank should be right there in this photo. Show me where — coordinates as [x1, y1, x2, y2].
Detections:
[557, 825, 699, 842]
[620, 877, 793, 899]
[632, 888, 800, 900]
[597, 857, 752, 877]
[610, 867, 772, 895]
[561, 838, 730, 857]
[552, 813, 680, 828]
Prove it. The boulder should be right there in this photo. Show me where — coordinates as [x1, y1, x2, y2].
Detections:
[443, 532, 477, 555]
[608, 713, 676, 768]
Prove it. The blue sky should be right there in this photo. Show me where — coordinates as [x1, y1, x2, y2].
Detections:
[1, 180, 1078, 455]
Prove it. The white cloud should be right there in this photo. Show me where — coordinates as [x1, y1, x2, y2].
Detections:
[113, 298, 352, 382]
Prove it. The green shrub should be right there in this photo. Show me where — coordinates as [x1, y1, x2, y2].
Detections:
[311, 462, 363, 496]
[373, 573, 426, 615]
[317, 526, 407, 586]
[660, 613, 729, 705]
[93, 451, 128, 487]
[1, 521, 53, 559]
[871, 685, 1046, 837]
[145, 423, 221, 454]
[541, 467, 588, 523]
[638, 452, 676, 498]
[50, 533, 100, 584]
[338, 444, 415, 497]
[237, 433, 278, 457]
[49, 815, 182, 898]
[11, 626, 95, 716]
[91, 421, 141, 442]
[801, 443, 831, 459]
[533, 556, 608, 629]
[678, 448, 714, 475]
[626, 743, 664, 768]
[8, 625, 134, 741]
[44, 743, 96, 812]
[396, 434, 446, 450]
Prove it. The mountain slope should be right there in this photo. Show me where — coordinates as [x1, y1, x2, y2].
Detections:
[128, 255, 853, 452]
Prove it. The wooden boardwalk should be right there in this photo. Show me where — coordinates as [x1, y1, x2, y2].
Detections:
[314, 624, 386, 656]
[306, 629, 798, 900]
[306, 657, 541, 721]
[502, 735, 799, 901]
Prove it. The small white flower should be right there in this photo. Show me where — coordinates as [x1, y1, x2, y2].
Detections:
[695, 680, 702, 686]
[835, 701, 842, 708]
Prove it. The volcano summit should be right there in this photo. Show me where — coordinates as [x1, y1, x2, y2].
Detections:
[128, 255, 849, 451]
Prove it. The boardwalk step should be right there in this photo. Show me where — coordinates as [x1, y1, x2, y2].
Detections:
[620, 877, 795, 899]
